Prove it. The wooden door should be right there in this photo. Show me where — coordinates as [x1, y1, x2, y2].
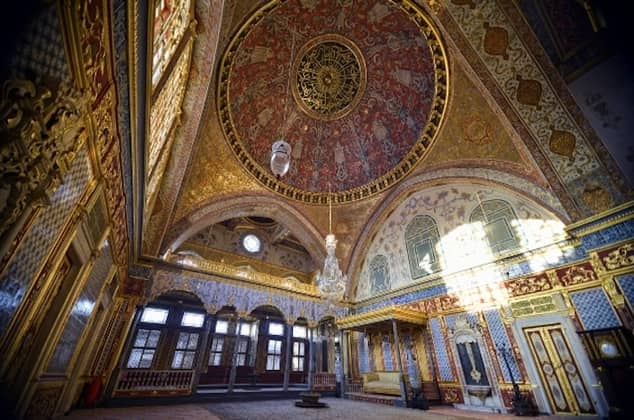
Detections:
[523, 325, 594, 415]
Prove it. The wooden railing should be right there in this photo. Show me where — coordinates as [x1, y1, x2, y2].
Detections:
[312, 372, 336, 391]
[114, 370, 194, 396]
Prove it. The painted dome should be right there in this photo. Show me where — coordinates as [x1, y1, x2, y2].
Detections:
[218, 0, 448, 204]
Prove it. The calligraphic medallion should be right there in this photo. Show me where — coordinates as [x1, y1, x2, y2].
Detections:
[218, 0, 449, 204]
[292, 34, 366, 121]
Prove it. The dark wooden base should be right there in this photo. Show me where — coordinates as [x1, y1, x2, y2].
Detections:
[295, 392, 328, 408]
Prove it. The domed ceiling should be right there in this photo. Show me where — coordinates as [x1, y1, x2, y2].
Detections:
[218, 0, 448, 204]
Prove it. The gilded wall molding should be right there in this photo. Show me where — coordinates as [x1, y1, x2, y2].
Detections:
[0, 79, 90, 238]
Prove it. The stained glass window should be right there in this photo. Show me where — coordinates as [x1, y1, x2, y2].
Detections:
[405, 215, 441, 279]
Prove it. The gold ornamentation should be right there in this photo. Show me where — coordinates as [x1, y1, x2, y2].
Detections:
[482, 23, 509, 59]
[24, 385, 63, 419]
[602, 278, 625, 306]
[582, 183, 612, 213]
[510, 295, 557, 318]
[559, 265, 597, 286]
[601, 243, 634, 270]
[505, 275, 552, 297]
[292, 34, 366, 121]
[0, 79, 89, 237]
[442, 387, 460, 403]
[515, 76, 542, 109]
[217, 0, 449, 204]
[548, 128, 576, 158]
[462, 116, 491, 145]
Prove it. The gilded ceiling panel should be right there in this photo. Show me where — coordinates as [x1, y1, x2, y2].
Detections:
[422, 64, 526, 168]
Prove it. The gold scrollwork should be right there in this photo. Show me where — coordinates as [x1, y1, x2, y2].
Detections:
[216, 0, 449, 204]
[0, 79, 89, 237]
[292, 34, 366, 121]
[601, 244, 634, 271]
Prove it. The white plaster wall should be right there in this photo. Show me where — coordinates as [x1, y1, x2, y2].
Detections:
[569, 53, 634, 187]
[356, 182, 566, 300]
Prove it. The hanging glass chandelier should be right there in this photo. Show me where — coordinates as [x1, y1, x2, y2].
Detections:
[316, 187, 347, 307]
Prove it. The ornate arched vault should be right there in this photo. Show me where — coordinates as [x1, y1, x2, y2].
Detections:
[138, 0, 631, 297]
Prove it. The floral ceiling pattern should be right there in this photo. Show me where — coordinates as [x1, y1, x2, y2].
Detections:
[221, 0, 447, 200]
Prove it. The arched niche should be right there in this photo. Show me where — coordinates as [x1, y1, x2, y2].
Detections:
[448, 314, 504, 412]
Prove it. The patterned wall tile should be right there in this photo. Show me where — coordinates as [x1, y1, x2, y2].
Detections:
[617, 274, 634, 310]
[483, 309, 522, 382]
[444, 312, 479, 331]
[149, 269, 346, 322]
[7, 4, 68, 84]
[570, 287, 621, 330]
[382, 335, 394, 371]
[580, 219, 634, 251]
[358, 332, 371, 374]
[0, 147, 92, 337]
[429, 317, 453, 381]
[47, 241, 113, 373]
[403, 334, 421, 389]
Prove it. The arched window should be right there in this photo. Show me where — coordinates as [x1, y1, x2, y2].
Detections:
[369, 255, 390, 294]
[470, 199, 520, 254]
[405, 215, 441, 279]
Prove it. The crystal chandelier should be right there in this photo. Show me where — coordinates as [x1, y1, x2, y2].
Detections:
[317, 186, 347, 307]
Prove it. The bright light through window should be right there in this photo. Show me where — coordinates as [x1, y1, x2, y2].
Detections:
[141, 307, 169, 324]
[293, 325, 307, 338]
[242, 234, 261, 253]
[181, 312, 205, 328]
[268, 322, 284, 336]
[215, 320, 229, 334]
[239, 322, 252, 336]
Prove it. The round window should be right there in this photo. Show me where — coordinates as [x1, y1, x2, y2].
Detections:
[242, 233, 261, 254]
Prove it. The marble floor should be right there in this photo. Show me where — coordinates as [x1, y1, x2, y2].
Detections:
[67, 398, 596, 420]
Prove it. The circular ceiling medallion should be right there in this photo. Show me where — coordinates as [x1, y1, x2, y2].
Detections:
[292, 34, 366, 121]
[218, 0, 448, 204]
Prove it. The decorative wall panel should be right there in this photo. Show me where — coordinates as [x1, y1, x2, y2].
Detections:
[483, 309, 522, 382]
[382, 335, 393, 371]
[6, 4, 68, 85]
[148, 39, 193, 180]
[358, 332, 371, 374]
[429, 317, 453, 381]
[443, 0, 628, 215]
[0, 147, 91, 337]
[47, 242, 113, 373]
[151, 0, 192, 89]
[403, 334, 421, 389]
[149, 269, 344, 322]
[616, 274, 634, 310]
[569, 288, 621, 330]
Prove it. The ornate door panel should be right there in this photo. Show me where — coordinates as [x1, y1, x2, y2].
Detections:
[524, 325, 594, 415]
